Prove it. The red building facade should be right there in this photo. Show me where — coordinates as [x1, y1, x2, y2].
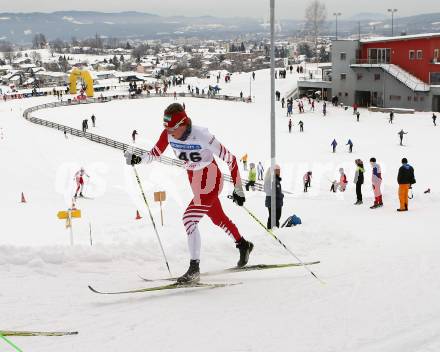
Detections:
[360, 34, 440, 84]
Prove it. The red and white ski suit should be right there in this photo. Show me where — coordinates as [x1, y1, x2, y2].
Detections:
[74, 169, 89, 195]
[371, 162, 383, 204]
[144, 126, 244, 260]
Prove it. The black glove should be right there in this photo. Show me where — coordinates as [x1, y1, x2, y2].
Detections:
[131, 154, 142, 165]
[232, 190, 245, 206]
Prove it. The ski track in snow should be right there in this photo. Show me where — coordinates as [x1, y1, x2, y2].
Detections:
[1, 68, 440, 351]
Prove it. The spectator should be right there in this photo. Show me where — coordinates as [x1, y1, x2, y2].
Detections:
[264, 165, 284, 229]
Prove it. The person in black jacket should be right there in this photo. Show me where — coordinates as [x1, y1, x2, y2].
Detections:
[397, 158, 416, 211]
[264, 165, 284, 229]
[353, 159, 364, 205]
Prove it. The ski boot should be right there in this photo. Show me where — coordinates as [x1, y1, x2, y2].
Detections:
[236, 237, 254, 268]
[354, 200, 362, 205]
[79, 192, 84, 198]
[397, 205, 408, 212]
[177, 260, 200, 284]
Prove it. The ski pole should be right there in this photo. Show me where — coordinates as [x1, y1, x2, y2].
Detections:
[132, 165, 172, 277]
[0, 333, 23, 352]
[89, 222, 93, 246]
[229, 196, 324, 284]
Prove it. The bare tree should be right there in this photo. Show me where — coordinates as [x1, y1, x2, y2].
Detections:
[106, 37, 120, 49]
[0, 40, 13, 53]
[189, 56, 203, 70]
[0, 41, 14, 64]
[30, 51, 42, 65]
[50, 38, 66, 54]
[32, 33, 47, 49]
[131, 44, 149, 61]
[305, 0, 327, 62]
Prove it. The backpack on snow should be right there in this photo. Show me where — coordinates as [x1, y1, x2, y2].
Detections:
[281, 215, 302, 228]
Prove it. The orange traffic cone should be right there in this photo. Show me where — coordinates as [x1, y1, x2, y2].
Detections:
[21, 192, 26, 203]
[135, 210, 142, 220]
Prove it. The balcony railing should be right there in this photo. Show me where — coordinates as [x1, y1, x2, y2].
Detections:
[350, 59, 430, 91]
[351, 59, 390, 65]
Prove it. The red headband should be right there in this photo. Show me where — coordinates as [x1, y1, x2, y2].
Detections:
[163, 111, 188, 128]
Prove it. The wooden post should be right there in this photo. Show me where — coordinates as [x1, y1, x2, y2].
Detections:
[159, 199, 164, 226]
[57, 208, 81, 246]
[154, 191, 166, 226]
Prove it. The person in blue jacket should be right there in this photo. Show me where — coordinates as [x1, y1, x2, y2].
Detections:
[331, 139, 337, 153]
[346, 139, 353, 153]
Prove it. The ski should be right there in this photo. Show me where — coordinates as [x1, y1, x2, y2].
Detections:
[88, 281, 241, 295]
[139, 261, 320, 282]
[0, 331, 78, 337]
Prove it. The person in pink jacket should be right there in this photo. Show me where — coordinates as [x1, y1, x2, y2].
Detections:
[303, 171, 312, 192]
[338, 168, 348, 191]
[369, 157, 383, 209]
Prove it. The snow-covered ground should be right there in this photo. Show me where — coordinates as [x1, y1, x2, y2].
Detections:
[1, 69, 440, 352]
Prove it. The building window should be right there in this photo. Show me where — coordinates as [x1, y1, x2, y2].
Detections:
[368, 48, 390, 63]
[409, 50, 415, 60]
[414, 96, 418, 102]
[357, 73, 363, 80]
[407, 96, 412, 101]
[345, 92, 348, 97]
[417, 50, 423, 60]
[434, 49, 439, 62]
[390, 95, 401, 101]
[374, 74, 381, 80]
[340, 73, 347, 80]
[420, 96, 424, 102]
[338, 92, 342, 96]
[430, 72, 440, 84]
[340, 52, 347, 60]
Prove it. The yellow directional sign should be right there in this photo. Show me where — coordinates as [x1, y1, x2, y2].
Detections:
[57, 209, 81, 219]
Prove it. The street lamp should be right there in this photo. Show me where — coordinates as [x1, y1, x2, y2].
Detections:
[333, 13, 342, 40]
[387, 9, 398, 36]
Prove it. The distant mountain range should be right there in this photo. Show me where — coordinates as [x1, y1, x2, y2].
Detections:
[1, 11, 440, 44]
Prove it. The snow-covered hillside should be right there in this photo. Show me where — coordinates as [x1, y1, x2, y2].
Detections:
[1, 70, 440, 352]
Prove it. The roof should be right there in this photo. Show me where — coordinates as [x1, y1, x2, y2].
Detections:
[361, 33, 440, 44]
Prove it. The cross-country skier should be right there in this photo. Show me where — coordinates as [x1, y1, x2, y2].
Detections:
[331, 139, 337, 153]
[433, 113, 437, 126]
[74, 167, 89, 198]
[288, 118, 292, 133]
[257, 162, 264, 181]
[124, 103, 253, 283]
[346, 139, 353, 153]
[132, 129, 138, 143]
[389, 111, 394, 124]
[303, 171, 312, 192]
[398, 129, 407, 146]
[370, 157, 383, 209]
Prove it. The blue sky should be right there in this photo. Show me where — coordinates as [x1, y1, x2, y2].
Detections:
[0, 0, 436, 19]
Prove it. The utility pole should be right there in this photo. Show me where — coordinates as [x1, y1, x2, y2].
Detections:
[388, 9, 398, 37]
[333, 12, 342, 40]
[270, 0, 276, 229]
